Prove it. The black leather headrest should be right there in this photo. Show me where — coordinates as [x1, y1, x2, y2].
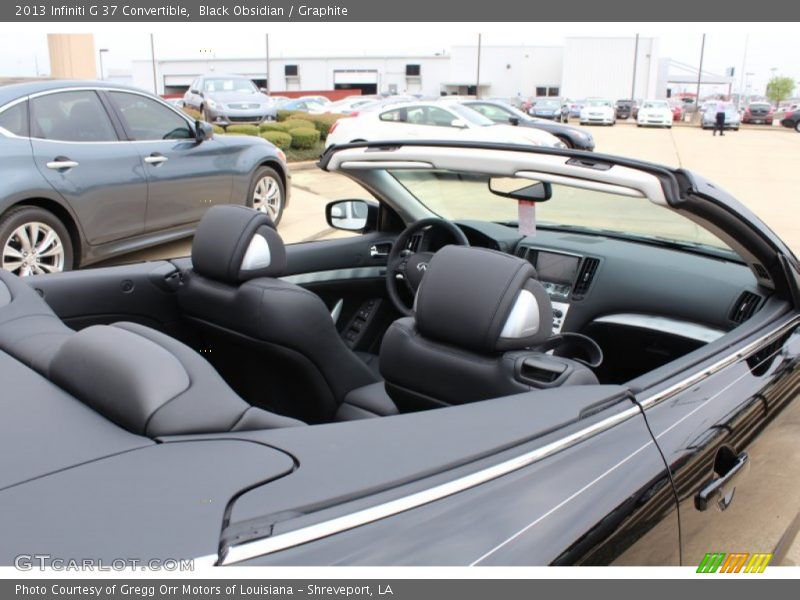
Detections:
[191, 205, 286, 283]
[414, 246, 553, 353]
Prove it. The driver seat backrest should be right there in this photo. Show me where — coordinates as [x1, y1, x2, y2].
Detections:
[379, 246, 598, 410]
[177, 205, 394, 423]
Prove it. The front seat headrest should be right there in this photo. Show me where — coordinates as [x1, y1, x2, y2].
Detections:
[191, 205, 286, 283]
[414, 245, 553, 353]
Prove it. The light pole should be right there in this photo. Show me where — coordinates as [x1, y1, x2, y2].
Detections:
[98, 48, 108, 80]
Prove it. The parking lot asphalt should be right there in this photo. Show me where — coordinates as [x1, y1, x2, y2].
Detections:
[99, 123, 800, 265]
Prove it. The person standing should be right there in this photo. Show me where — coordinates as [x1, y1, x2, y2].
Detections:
[713, 98, 727, 136]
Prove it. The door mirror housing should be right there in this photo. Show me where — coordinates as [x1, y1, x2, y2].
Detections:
[194, 120, 214, 143]
[190, 89, 200, 95]
[326, 199, 377, 232]
[509, 117, 520, 126]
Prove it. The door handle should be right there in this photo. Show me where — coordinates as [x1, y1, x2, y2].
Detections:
[695, 450, 749, 512]
[144, 153, 169, 165]
[370, 243, 392, 258]
[46, 157, 79, 170]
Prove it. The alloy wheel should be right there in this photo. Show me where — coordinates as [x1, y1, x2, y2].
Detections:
[252, 175, 283, 222]
[2, 221, 65, 276]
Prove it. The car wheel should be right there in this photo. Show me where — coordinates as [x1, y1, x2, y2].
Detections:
[0, 206, 73, 276]
[247, 166, 285, 225]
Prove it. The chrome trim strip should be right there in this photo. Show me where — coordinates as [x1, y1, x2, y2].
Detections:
[593, 313, 726, 343]
[222, 403, 643, 565]
[220, 313, 800, 565]
[281, 267, 384, 285]
[638, 314, 800, 410]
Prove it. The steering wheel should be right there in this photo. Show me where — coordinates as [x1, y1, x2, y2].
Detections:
[386, 218, 470, 316]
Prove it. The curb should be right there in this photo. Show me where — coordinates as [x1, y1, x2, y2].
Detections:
[288, 160, 320, 171]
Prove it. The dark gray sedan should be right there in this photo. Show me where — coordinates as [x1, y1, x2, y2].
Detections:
[0, 81, 290, 276]
[461, 99, 595, 150]
[182, 74, 277, 125]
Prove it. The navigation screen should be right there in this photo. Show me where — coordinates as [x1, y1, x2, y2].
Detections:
[534, 252, 580, 285]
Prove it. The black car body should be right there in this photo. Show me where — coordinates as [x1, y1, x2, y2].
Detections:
[462, 99, 595, 150]
[615, 99, 636, 119]
[780, 110, 800, 132]
[0, 81, 289, 276]
[1, 140, 799, 567]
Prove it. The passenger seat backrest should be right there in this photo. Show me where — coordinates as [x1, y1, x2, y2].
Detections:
[48, 322, 304, 437]
[380, 246, 597, 409]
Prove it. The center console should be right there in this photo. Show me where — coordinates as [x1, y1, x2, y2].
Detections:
[518, 247, 587, 334]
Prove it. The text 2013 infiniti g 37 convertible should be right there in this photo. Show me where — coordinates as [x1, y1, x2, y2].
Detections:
[1, 140, 799, 567]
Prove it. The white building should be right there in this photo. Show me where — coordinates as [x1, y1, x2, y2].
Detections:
[131, 37, 661, 100]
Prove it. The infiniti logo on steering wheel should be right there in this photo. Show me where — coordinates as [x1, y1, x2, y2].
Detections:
[416, 262, 428, 272]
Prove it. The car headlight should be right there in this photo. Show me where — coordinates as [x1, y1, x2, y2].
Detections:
[555, 141, 568, 149]
[206, 99, 219, 110]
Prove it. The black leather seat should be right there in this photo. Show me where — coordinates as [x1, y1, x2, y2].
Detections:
[0, 270, 72, 375]
[177, 205, 398, 423]
[48, 322, 305, 437]
[379, 246, 598, 410]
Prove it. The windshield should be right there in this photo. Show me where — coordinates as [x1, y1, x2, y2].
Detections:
[448, 104, 495, 126]
[535, 100, 561, 108]
[203, 78, 258, 94]
[586, 100, 612, 108]
[388, 170, 736, 256]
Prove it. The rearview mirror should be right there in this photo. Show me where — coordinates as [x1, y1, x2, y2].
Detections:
[326, 199, 370, 232]
[489, 177, 552, 202]
[509, 117, 520, 126]
[195, 120, 214, 143]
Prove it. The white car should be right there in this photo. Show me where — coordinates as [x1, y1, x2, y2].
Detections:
[579, 100, 616, 126]
[310, 97, 378, 116]
[637, 100, 674, 128]
[325, 101, 564, 149]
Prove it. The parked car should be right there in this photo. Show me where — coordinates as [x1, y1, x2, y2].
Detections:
[566, 99, 585, 120]
[0, 80, 290, 275]
[668, 101, 684, 122]
[701, 103, 741, 131]
[183, 74, 276, 125]
[275, 98, 327, 113]
[636, 100, 674, 128]
[311, 97, 375, 116]
[779, 110, 800, 132]
[580, 99, 616, 125]
[615, 99, 636, 120]
[2, 138, 799, 567]
[741, 102, 775, 125]
[460, 99, 595, 150]
[298, 95, 332, 106]
[325, 101, 564, 149]
[528, 98, 562, 120]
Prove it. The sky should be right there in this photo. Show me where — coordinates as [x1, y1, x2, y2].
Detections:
[0, 22, 797, 96]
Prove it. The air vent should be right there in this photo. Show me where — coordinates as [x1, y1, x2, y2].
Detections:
[729, 291, 762, 324]
[752, 263, 771, 281]
[407, 233, 423, 252]
[515, 245, 529, 259]
[572, 257, 600, 299]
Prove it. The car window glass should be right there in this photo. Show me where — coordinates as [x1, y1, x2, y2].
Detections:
[0, 101, 28, 137]
[420, 106, 457, 127]
[379, 108, 407, 122]
[31, 91, 117, 142]
[108, 92, 193, 140]
[470, 104, 509, 121]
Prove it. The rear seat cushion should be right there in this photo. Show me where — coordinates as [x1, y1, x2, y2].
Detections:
[49, 322, 304, 437]
[0, 271, 72, 374]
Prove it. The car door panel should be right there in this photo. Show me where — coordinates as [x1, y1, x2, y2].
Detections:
[641, 321, 800, 566]
[29, 90, 148, 245]
[104, 91, 233, 232]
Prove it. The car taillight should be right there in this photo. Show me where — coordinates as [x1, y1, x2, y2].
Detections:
[329, 121, 340, 134]
[349, 111, 359, 118]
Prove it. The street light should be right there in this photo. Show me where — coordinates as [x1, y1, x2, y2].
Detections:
[98, 48, 109, 80]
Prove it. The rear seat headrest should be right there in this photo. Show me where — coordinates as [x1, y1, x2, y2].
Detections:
[414, 245, 553, 353]
[191, 205, 286, 284]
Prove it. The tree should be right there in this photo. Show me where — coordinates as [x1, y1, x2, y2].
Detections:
[765, 76, 796, 106]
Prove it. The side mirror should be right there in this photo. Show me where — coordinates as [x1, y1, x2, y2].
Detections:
[509, 117, 520, 126]
[326, 199, 372, 232]
[190, 89, 199, 95]
[450, 119, 468, 128]
[195, 120, 214, 143]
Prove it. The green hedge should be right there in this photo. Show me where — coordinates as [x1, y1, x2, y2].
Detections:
[277, 109, 302, 122]
[259, 122, 292, 133]
[290, 127, 321, 149]
[225, 124, 259, 135]
[212, 125, 226, 134]
[261, 131, 292, 150]
[282, 118, 315, 131]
